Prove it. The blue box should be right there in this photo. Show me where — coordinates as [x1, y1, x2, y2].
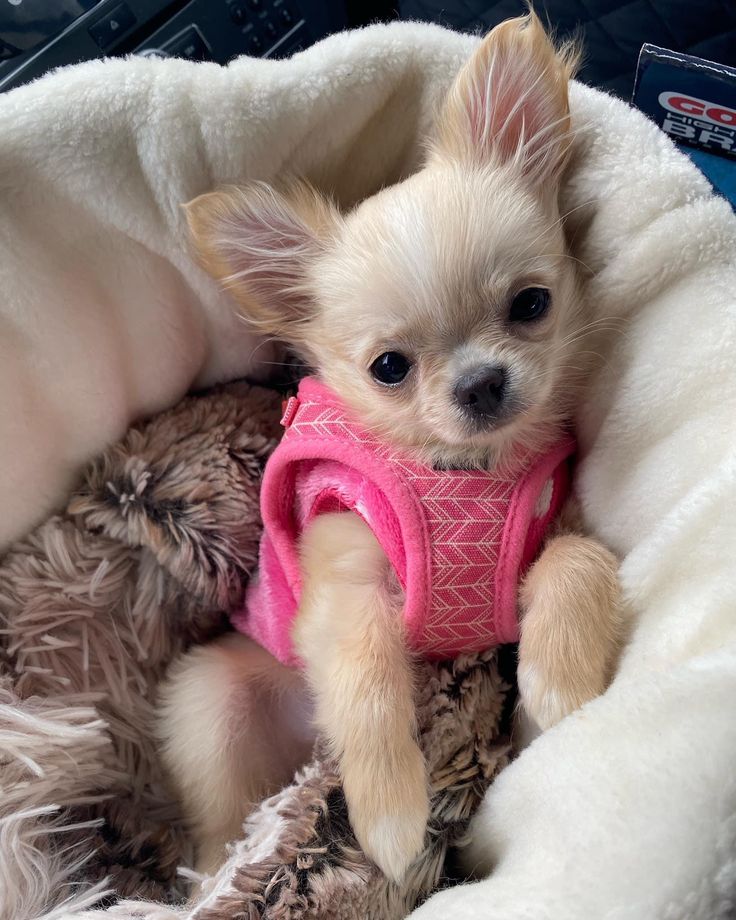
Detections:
[633, 44, 736, 208]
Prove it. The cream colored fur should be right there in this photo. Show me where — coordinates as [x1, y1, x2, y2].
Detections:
[519, 529, 623, 730]
[293, 513, 429, 882]
[157, 634, 313, 875]
[161, 14, 623, 882]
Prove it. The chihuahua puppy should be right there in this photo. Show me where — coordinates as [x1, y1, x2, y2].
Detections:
[157, 13, 622, 882]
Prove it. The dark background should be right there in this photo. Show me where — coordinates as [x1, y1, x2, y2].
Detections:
[1, 0, 734, 96]
[392, 0, 736, 96]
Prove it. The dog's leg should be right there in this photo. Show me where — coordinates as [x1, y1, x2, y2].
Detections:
[518, 508, 624, 731]
[156, 632, 313, 874]
[292, 511, 429, 883]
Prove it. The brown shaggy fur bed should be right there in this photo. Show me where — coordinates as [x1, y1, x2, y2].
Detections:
[0, 383, 512, 920]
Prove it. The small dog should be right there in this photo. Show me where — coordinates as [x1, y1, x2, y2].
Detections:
[157, 13, 623, 882]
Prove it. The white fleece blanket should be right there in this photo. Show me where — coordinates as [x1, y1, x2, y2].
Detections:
[1, 21, 735, 920]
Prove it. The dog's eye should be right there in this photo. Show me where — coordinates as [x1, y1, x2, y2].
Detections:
[509, 287, 551, 323]
[370, 352, 412, 386]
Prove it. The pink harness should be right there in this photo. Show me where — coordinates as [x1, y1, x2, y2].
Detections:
[233, 377, 574, 665]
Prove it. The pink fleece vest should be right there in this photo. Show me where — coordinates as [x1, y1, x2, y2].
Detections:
[232, 377, 574, 665]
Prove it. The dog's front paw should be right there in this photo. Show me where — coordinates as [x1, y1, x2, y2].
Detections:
[517, 657, 593, 731]
[343, 743, 429, 883]
[361, 808, 428, 883]
[518, 532, 623, 732]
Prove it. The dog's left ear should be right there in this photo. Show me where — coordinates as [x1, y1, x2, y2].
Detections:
[434, 12, 578, 184]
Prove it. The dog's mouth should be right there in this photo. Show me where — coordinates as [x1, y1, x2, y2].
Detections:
[459, 404, 519, 435]
[420, 395, 540, 469]
[452, 393, 526, 439]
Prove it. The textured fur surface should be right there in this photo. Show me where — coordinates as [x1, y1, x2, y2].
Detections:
[0, 382, 510, 920]
[0, 384, 280, 919]
[153, 651, 509, 920]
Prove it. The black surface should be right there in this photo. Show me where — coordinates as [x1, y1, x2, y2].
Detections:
[398, 0, 736, 96]
[3, 0, 732, 100]
[160, 23, 210, 59]
[88, 2, 137, 49]
[1, 0, 100, 53]
[0, 0, 349, 91]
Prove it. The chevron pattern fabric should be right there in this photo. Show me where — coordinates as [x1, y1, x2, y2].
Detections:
[260, 378, 573, 660]
[286, 394, 520, 655]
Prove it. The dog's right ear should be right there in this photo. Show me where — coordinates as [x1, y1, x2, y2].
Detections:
[185, 182, 339, 338]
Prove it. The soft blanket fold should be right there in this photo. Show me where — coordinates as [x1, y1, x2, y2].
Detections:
[1, 18, 736, 920]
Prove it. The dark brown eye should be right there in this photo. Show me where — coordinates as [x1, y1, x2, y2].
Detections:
[509, 287, 551, 323]
[370, 352, 412, 385]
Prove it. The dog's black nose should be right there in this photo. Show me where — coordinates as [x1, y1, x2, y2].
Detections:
[454, 366, 507, 417]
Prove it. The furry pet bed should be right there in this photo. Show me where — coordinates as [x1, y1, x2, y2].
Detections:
[3, 17, 736, 920]
[0, 382, 511, 920]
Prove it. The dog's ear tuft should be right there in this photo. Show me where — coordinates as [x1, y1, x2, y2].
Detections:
[433, 12, 579, 184]
[185, 182, 339, 339]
